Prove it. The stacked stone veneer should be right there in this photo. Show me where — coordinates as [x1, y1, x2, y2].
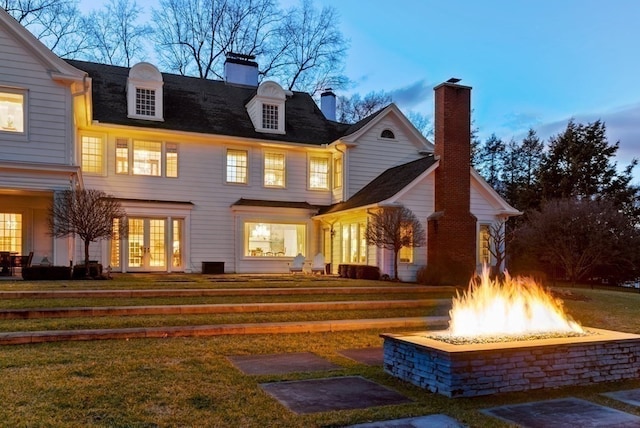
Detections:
[382, 329, 640, 398]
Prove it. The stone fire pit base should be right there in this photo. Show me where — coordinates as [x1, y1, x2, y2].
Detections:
[381, 328, 640, 398]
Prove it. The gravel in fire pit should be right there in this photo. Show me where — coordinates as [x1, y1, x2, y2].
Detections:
[426, 331, 593, 345]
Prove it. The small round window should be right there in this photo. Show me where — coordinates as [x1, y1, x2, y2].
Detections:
[381, 129, 395, 139]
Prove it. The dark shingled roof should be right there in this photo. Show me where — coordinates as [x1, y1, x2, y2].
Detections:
[319, 155, 437, 215]
[232, 198, 319, 210]
[66, 60, 351, 145]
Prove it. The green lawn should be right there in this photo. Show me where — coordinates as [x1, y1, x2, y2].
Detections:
[0, 276, 639, 427]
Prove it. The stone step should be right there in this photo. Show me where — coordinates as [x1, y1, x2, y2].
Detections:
[0, 285, 455, 300]
[0, 316, 450, 345]
[0, 299, 452, 320]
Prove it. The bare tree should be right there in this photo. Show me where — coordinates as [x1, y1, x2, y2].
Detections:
[2, 0, 89, 58]
[365, 206, 426, 280]
[48, 189, 127, 277]
[84, 0, 152, 66]
[337, 90, 391, 123]
[150, 0, 347, 93]
[485, 219, 507, 276]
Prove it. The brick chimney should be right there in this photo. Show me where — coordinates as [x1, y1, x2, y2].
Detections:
[427, 80, 477, 284]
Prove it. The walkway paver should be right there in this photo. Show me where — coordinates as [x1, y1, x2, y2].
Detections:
[228, 352, 340, 375]
[344, 414, 465, 427]
[602, 388, 640, 407]
[260, 376, 412, 414]
[482, 397, 640, 428]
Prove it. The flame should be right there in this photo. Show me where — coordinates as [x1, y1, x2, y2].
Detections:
[447, 267, 583, 337]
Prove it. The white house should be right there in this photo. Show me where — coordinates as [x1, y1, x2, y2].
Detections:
[0, 9, 520, 282]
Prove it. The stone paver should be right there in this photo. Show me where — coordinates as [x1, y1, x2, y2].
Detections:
[482, 397, 640, 428]
[228, 352, 340, 375]
[260, 376, 412, 414]
[344, 414, 464, 427]
[602, 388, 640, 407]
[338, 347, 383, 366]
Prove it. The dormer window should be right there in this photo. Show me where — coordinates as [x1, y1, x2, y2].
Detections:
[246, 81, 286, 134]
[262, 104, 279, 130]
[381, 129, 395, 139]
[127, 62, 164, 121]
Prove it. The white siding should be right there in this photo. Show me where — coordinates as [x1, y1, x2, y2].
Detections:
[347, 115, 425, 198]
[0, 26, 73, 165]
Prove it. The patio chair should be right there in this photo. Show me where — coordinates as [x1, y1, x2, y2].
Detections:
[288, 253, 306, 274]
[13, 251, 34, 272]
[0, 252, 10, 276]
[310, 253, 326, 275]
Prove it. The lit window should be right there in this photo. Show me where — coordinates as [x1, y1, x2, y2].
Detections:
[81, 135, 104, 174]
[245, 222, 305, 257]
[262, 104, 278, 130]
[172, 219, 183, 268]
[0, 91, 24, 133]
[227, 149, 248, 184]
[166, 143, 178, 178]
[116, 139, 129, 174]
[309, 157, 329, 189]
[136, 88, 156, 116]
[133, 140, 161, 176]
[264, 152, 285, 187]
[110, 218, 121, 268]
[0, 213, 22, 253]
[479, 224, 491, 264]
[399, 225, 413, 263]
[333, 156, 342, 189]
[381, 129, 395, 139]
[341, 221, 366, 263]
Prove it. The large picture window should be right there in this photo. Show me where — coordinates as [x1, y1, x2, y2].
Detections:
[245, 222, 305, 257]
[0, 91, 24, 133]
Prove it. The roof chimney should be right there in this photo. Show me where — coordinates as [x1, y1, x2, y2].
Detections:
[427, 79, 477, 284]
[320, 89, 336, 121]
[224, 52, 259, 86]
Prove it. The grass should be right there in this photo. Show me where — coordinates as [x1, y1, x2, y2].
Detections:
[1, 275, 639, 427]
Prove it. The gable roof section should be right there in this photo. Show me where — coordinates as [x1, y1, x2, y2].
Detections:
[339, 103, 434, 152]
[471, 169, 522, 216]
[0, 9, 85, 83]
[66, 60, 350, 145]
[319, 155, 437, 215]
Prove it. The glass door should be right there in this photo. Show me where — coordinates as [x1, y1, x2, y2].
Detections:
[127, 218, 166, 271]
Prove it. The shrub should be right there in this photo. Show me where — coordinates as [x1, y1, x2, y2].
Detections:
[22, 266, 71, 281]
[355, 265, 381, 280]
[72, 263, 103, 279]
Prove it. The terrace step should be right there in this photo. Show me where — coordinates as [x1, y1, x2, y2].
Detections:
[0, 316, 450, 345]
[0, 299, 451, 320]
[0, 286, 454, 299]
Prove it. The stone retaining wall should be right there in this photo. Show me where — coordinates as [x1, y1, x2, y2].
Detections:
[382, 329, 640, 398]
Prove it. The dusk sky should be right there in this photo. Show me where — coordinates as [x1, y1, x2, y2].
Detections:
[79, 0, 640, 179]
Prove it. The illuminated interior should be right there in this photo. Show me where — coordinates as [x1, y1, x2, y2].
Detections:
[245, 222, 305, 257]
[0, 213, 22, 253]
[0, 92, 24, 132]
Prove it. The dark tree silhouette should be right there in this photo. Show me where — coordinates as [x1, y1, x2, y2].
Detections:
[48, 189, 127, 277]
[365, 206, 426, 280]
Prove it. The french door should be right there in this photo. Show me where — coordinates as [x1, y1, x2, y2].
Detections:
[127, 218, 166, 271]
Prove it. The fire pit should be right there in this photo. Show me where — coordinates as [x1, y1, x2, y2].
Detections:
[382, 269, 640, 397]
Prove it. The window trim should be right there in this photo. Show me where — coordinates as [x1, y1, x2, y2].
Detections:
[333, 155, 343, 189]
[478, 223, 492, 265]
[308, 155, 330, 191]
[127, 63, 164, 122]
[226, 148, 249, 185]
[0, 87, 27, 135]
[263, 150, 286, 188]
[380, 128, 396, 139]
[80, 133, 106, 175]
